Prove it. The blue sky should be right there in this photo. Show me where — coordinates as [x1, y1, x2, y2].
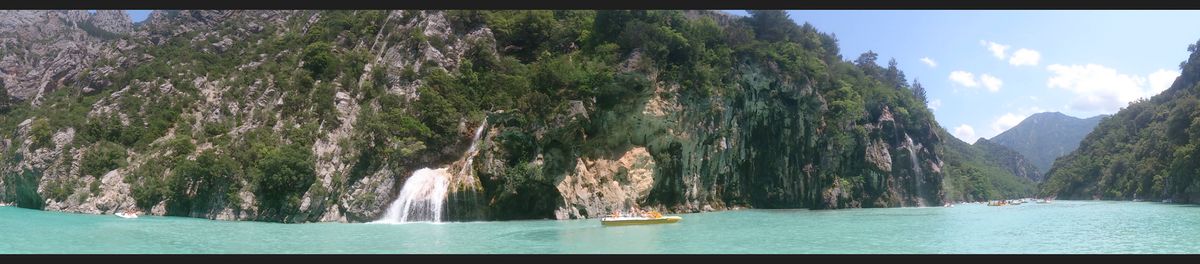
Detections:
[725, 10, 1200, 142]
[127, 10, 151, 22]
[117, 10, 1200, 142]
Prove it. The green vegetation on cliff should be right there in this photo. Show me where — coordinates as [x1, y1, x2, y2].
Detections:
[973, 138, 1042, 183]
[937, 129, 1036, 202]
[1041, 40, 1200, 202]
[463, 10, 945, 217]
[0, 10, 1044, 222]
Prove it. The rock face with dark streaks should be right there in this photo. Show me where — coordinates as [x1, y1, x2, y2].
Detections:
[0, 10, 955, 223]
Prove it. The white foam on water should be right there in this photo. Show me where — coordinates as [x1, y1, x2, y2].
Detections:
[373, 121, 488, 224]
[373, 168, 451, 224]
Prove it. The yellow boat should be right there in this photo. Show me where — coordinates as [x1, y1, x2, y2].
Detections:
[601, 216, 682, 226]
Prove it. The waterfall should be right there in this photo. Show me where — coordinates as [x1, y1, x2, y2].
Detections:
[373, 120, 488, 224]
[458, 119, 488, 178]
[905, 133, 927, 207]
[374, 168, 451, 223]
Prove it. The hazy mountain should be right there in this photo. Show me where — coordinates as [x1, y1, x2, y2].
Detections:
[989, 112, 1106, 177]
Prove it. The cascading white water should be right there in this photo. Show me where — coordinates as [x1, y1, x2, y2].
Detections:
[905, 134, 927, 207]
[374, 168, 451, 223]
[457, 119, 488, 177]
[373, 120, 488, 224]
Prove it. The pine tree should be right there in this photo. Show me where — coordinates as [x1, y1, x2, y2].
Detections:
[912, 79, 928, 104]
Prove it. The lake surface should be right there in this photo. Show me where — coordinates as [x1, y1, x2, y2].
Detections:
[2, 201, 1199, 253]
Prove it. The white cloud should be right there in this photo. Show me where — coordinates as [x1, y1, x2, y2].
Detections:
[1148, 69, 1180, 96]
[981, 41, 1040, 66]
[1029, 96, 1039, 101]
[1008, 48, 1041, 66]
[991, 113, 1026, 135]
[920, 57, 937, 68]
[1046, 64, 1180, 114]
[928, 99, 942, 110]
[981, 40, 1010, 59]
[949, 71, 1001, 92]
[980, 74, 1003, 92]
[982, 106, 1049, 138]
[953, 124, 977, 142]
[949, 71, 978, 87]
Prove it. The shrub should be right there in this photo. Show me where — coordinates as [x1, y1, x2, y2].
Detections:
[302, 42, 339, 81]
[253, 143, 315, 219]
[28, 118, 53, 150]
[128, 161, 170, 209]
[81, 141, 127, 177]
[167, 150, 240, 215]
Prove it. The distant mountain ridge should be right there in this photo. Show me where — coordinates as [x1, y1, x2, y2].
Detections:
[989, 112, 1106, 178]
[973, 138, 1042, 182]
[937, 127, 1036, 202]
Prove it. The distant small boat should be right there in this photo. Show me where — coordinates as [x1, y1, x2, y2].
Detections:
[1133, 199, 1144, 202]
[601, 216, 681, 226]
[115, 212, 138, 219]
[602, 211, 680, 226]
[943, 203, 953, 208]
[1163, 199, 1174, 203]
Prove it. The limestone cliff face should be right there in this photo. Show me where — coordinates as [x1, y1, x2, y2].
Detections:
[553, 147, 655, 219]
[0, 10, 130, 102]
[0, 10, 948, 223]
[464, 49, 946, 220]
[0, 10, 493, 222]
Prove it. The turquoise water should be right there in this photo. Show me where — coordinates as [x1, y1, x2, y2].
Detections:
[2, 201, 1199, 253]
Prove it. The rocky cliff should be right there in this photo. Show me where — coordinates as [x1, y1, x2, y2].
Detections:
[1, 10, 951, 222]
[0, 10, 131, 103]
